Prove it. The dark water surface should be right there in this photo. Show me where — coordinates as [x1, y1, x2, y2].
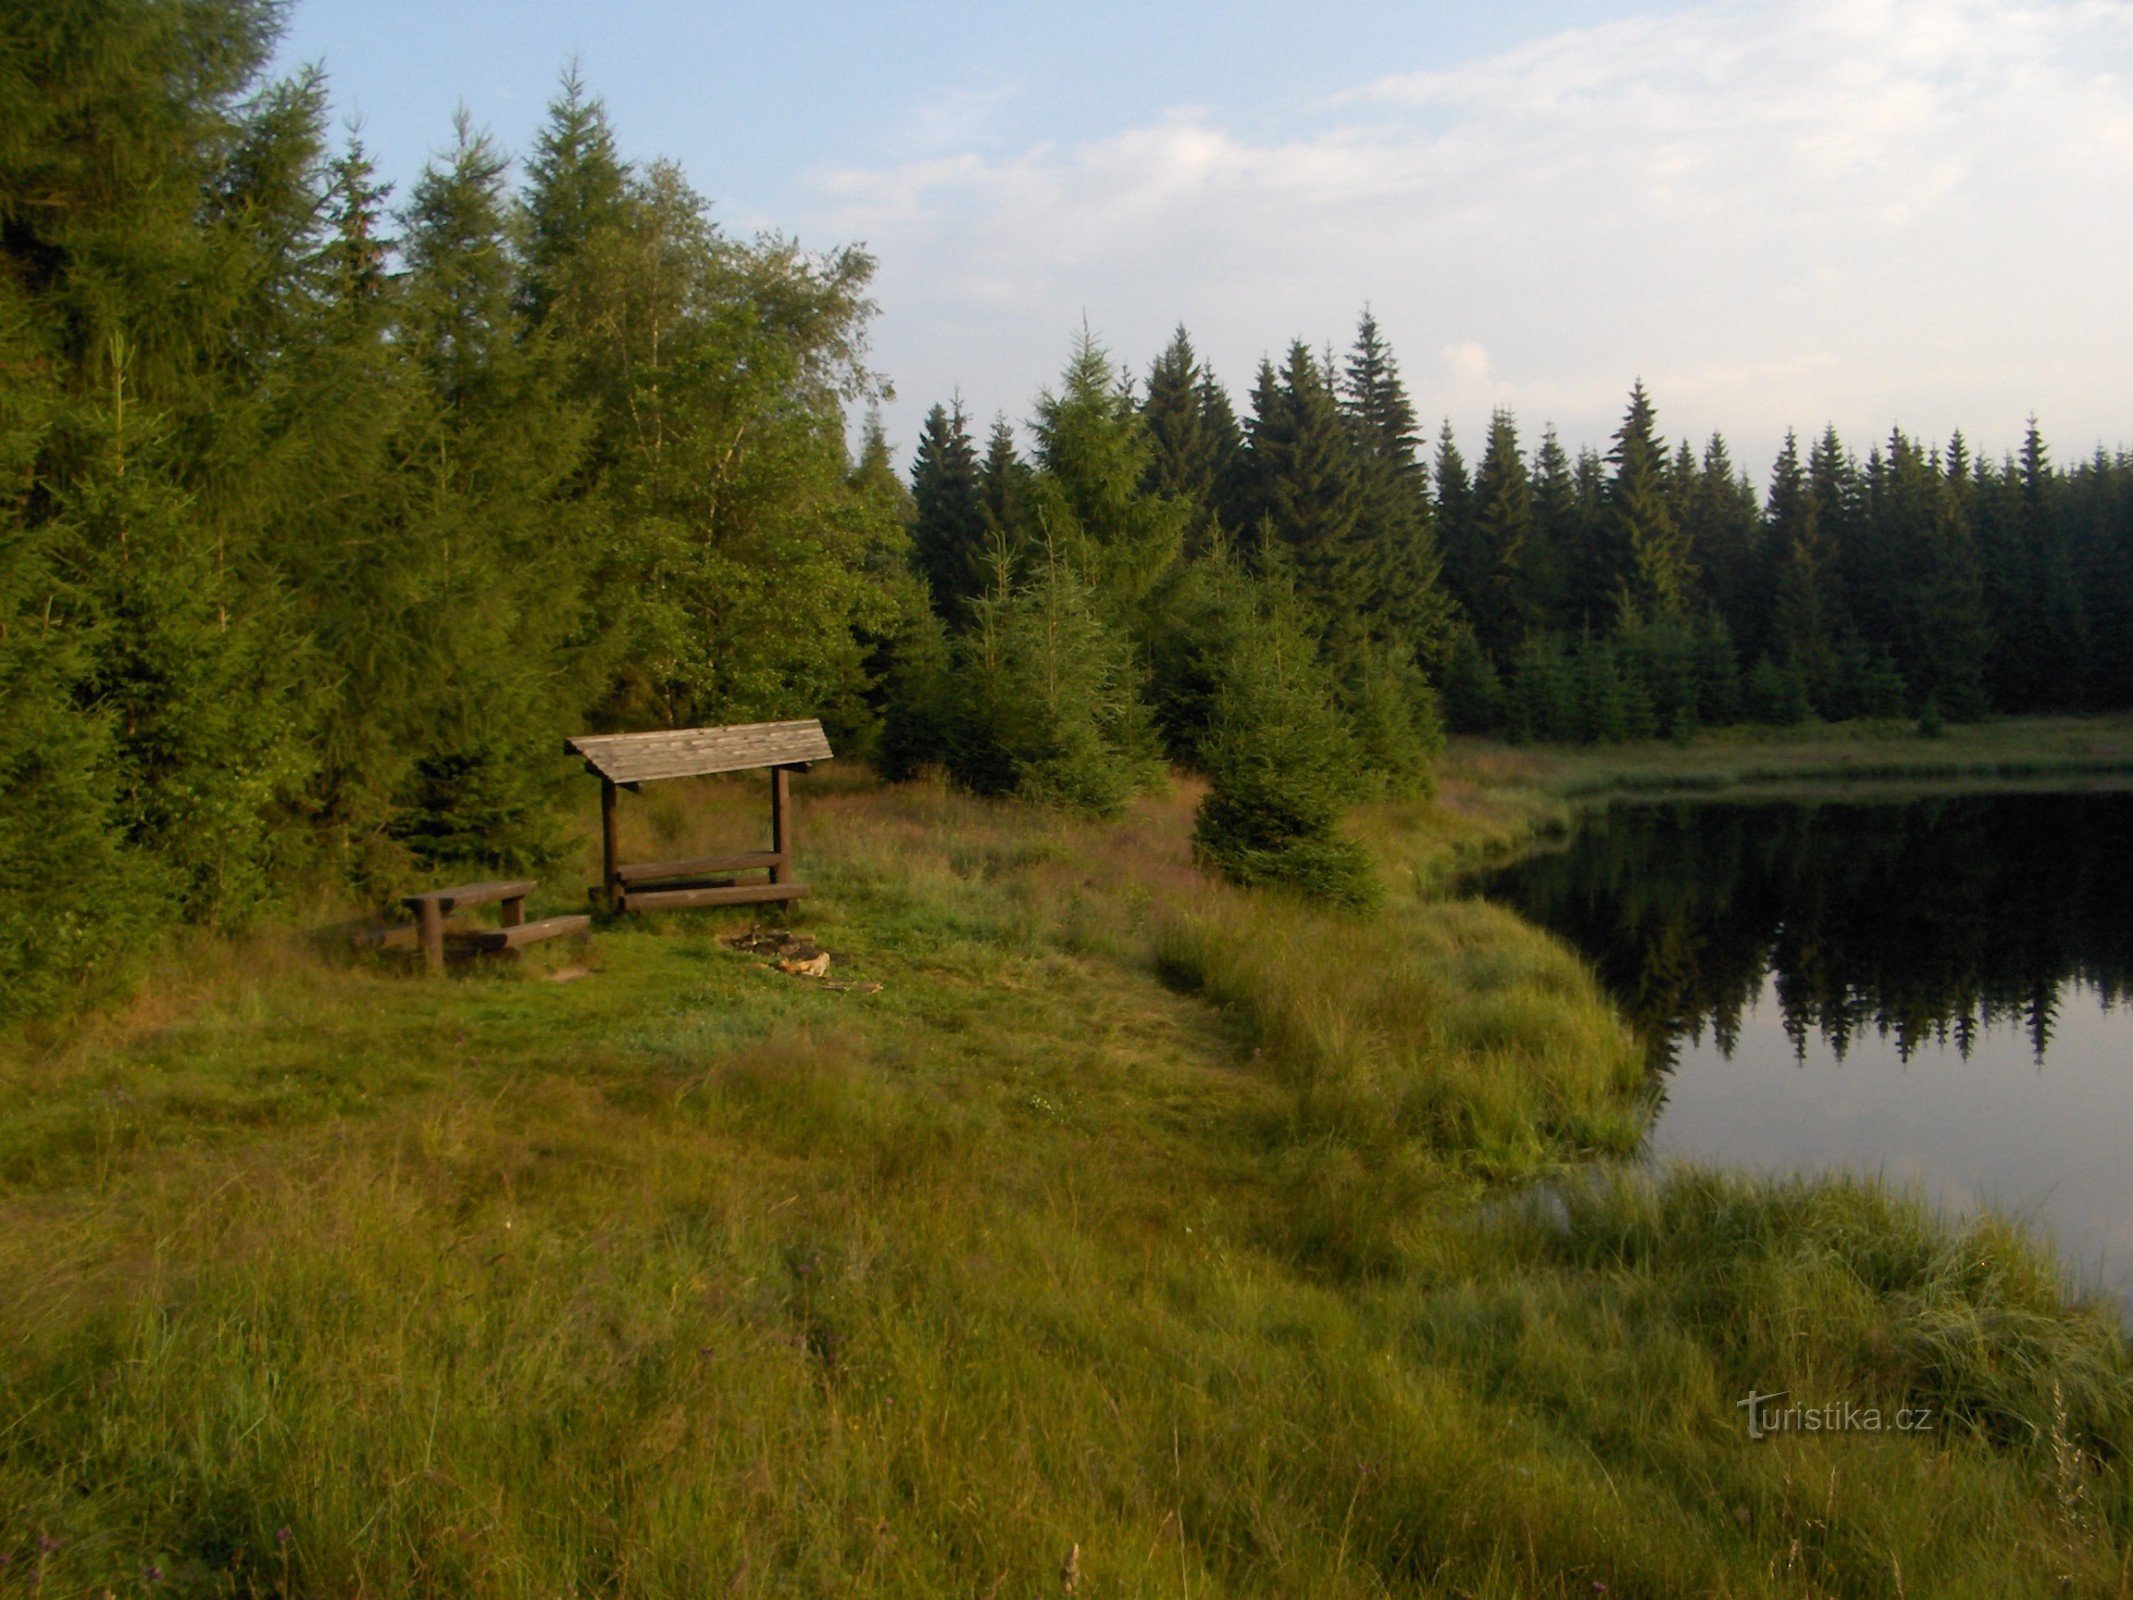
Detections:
[1476, 789, 2133, 1304]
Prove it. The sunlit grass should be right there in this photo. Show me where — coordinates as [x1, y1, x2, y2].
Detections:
[2, 763, 2127, 1596]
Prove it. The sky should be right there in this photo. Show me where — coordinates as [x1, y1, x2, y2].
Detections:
[273, 0, 2133, 481]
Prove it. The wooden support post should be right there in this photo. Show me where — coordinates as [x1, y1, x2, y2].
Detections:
[416, 898, 445, 976]
[769, 766, 791, 886]
[601, 778, 620, 910]
[500, 893, 525, 928]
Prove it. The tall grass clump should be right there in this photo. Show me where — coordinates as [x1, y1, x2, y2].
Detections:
[1511, 1166, 2133, 1458]
[1154, 886, 1646, 1184]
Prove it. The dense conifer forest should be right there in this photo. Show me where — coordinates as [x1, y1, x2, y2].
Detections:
[6, 1, 2132, 1017]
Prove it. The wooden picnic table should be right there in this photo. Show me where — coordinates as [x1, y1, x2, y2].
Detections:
[401, 879, 588, 974]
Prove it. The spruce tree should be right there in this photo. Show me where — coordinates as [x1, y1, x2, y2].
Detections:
[1685, 433, 1764, 655]
[910, 398, 987, 626]
[1244, 342, 1367, 638]
[1571, 635, 1655, 743]
[1470, 408, 1537, 660]
[518, 68, 630, 329]
[1618, 610, 1701, 737]
[1973, 449, 2039, 709]
[1527, 426, 1580, 636]
[0, 306, 155, 1016]
[1767, 431, 1842, 712]
[388, 114, 589, 867]
[1193, 577, 1376, 906]
[1603, 381, 1691, 620]
[838, 411, 925, 759]
[955, 541, 1157, 813]
[1140, 542, 1258, 766]
[1343, 315, 1418, 462]
[322, 137, 395, 303]
[1508, 634, 1577, 743]
[978, 415, 1034, 557]
[1691, 611, 1743, 725]
[1876, 429, 1989, 721]
[4, 0, 317, 923]
[1433, 422, 1480, 621]
[874, 604, 961, 782]
[2019, 422, 2090, 707]
[1141, 325, 1225, 554]
[266, 129, 434, 886]
[1030, 329, 1187, 619]
[1441, 628, 1508, 733]
[1198, 367, 1253, 546]
[1745, 655, 1812, 726]
[1569, 446, 1610, 631]
[1812, 427, 1885, 659]
[1859, 647, 1910, 719]
[1340, 640, 1445, 800]
[1341, 312, 1452, 664]
[2069, 447, 2133, 707]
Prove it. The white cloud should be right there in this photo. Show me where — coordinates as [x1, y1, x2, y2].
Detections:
[807, 0, 2133, 476]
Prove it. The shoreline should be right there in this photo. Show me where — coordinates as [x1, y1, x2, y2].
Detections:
[1444, 709, 2133, 799]
[1441, 737, 2133, 1326]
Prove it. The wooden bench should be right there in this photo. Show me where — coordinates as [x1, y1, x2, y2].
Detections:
[397, 879, 590, 974]
[564, 720, 833, 914]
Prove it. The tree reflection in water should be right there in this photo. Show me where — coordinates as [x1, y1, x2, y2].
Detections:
[1476, 791, 2133, 1069]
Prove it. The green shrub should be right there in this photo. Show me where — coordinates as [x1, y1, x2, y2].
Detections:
[1340, 640, 1444, 800]
[953, 551, 1158, 814]
[0, 595, 165, 1022]
[1192, 587, 1376, 906]
[1441, 628, 1507, 733]
[1745, 652, 1812, 725]
[1508, 633, 1577, 743]
[874, 604, 963, 783]
[1138, 551, 1257, 766]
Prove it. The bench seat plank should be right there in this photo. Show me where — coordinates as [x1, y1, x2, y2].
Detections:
[450, 914, 593, 952]
[615, 850, 782, 884]
[620, 883, 810, 912]
[404, 879, 538, 913]
[353, 917, 461, 951]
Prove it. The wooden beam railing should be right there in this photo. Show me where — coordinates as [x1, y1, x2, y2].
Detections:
[615, 851, 783, 884]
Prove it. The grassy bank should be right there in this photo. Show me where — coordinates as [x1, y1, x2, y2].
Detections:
[1366, 711, 2133, 894]
[3, 758, 2129, 1596]
[1447, 711, 2133, 807]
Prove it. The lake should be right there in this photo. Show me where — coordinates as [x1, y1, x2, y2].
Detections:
[1475, 788, 2133, 1307]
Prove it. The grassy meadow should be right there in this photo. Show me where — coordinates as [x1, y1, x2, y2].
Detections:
[4, 734, 2132, 1596]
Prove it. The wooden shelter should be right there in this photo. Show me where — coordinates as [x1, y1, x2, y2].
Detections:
[564, 719, 832, 913]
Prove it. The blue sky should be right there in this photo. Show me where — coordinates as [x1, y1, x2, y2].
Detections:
[275, 1, 2133, 478]
[276, 2, 1652, 199]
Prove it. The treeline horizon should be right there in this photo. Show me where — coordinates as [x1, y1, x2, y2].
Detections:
[6, 0, 2131, 1020]
[907, 330, 2133, 750]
